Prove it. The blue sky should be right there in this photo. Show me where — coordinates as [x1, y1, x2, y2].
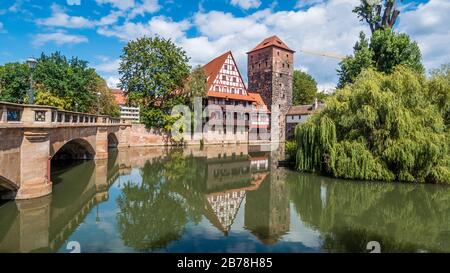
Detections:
[0, 0, 448, 90]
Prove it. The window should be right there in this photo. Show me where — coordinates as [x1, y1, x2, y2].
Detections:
[215, 86, 219, 91]
[224, 65, 228, 70]
[231, 65, 235, 71]
[224, 87, 228, 92]
[287, 54, 289, 58]
[35, 111, 46, 122]
[222, 75, 226, 81]
[57, 113, 62, 122]
[233, 77, 236, 82]
[265, 61, 268, 67]
[231, 88, 235, 93]
[277, 51, 280, 56]
[6, 109, 21, 122]
[72, 115, 78, 123]
[65, 114, 70, 122]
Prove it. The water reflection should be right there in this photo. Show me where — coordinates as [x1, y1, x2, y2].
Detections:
[0, 145, 449, 253]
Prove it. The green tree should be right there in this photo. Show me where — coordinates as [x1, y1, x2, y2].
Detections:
[95, 77, 120, 117]
[184, 65, 207, 102]
[338, 29, 423, 87]
[428, 64, 450, 128]
[295, 66, 450, 184]
[0, 62, 29, 103]
[353, 0, 402, 34]
[293, 70, 318, 105]
[119, 36, 190, 128]
[33, 52, 99, 112]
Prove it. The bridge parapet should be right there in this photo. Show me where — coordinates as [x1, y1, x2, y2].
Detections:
[0, 101, 130, 128]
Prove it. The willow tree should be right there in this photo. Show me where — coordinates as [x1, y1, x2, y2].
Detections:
[295, 66, 450, 184]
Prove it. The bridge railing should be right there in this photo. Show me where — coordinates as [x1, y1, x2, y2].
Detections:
[0, 101, 130, 127]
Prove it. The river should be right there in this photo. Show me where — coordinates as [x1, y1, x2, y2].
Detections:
[0, 145, 449, 253]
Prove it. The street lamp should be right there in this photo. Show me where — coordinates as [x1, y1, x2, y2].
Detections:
[96, 92, 101, 115]
[26, 57, 37, 104]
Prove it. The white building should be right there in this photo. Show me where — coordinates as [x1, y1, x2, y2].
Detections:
[111, 89, 140, 123]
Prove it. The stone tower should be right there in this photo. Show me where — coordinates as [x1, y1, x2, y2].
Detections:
[247, 36, 294, 141]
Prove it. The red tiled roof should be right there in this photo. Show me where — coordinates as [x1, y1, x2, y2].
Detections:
[207, 91, 256, 102]
[110, 88, 126, 105]
[247, 35, 295, 54]
[203, 51, 231, 91]
[248, 92, 270, 112]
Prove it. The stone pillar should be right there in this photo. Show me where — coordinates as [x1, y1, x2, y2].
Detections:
[16, 129, 52, 200]
[16, 195, 51, 252]
[95, 126, 108, 160]
[117, 125, 131, 148]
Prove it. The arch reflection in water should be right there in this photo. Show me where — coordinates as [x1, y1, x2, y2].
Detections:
[0, 145, 449, 253]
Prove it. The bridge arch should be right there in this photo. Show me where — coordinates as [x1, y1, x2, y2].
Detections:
[52, 138, 96, 161]
[108, 133, 119, 148]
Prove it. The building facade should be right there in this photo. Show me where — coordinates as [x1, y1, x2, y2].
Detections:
[286, 99, 324, 139]
[111, 89, 140, 123]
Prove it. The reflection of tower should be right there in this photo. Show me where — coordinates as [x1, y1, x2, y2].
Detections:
[244, 149, 290, 244]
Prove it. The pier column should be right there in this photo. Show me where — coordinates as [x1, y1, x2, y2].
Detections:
[16, 129, 52, 200]
[95, 126, 108, 160]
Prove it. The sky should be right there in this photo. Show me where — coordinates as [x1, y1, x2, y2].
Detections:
[0, 0, 448, 91]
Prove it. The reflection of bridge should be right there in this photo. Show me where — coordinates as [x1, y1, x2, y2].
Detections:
[0, 146, 141, 253]
[0, 102, 132, 200]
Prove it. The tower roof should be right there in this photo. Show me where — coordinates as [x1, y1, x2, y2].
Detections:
[247, 35, 295, 54]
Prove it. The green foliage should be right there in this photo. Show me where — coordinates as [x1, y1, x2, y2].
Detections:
[0, 62, 29, 103]
[293, 70, 318, 105]
[33, 52, 99, 113]
[95, 77, 120, 117]
[185, 65, 207, 101]
[285, 141, 298, 162]
[338, 29, 423, 88]
[34, 88, 67, 109]
[295, 67, 450, 184]
[428, 64, 450, 128]
[119, 36, 190, 129]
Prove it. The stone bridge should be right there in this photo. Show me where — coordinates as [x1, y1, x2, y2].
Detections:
[0, 102, 132, 200]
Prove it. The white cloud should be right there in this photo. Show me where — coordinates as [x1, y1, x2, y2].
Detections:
[106, 75, 120, 88]
[0, 22, 5, 33]
[36, 4, 95, 28]
[95, 58, 120, 73]
[67, 0, 81, 6]
[295, 0, 325, 9]
[230, 0, 261, 10]
[398, 0, 450, 70]
[95, 0, 136, 11]
[33, 31, 88, 46]
[98, 16, 190, 41]
[95, 0, 160, 18]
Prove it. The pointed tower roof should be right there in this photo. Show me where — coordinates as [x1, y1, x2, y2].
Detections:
[247, 35, 295, 54]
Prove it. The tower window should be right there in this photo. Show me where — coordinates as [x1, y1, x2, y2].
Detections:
[265, 61, 268, 67]
[277, 51, 280, 56]
[282, 63, 285, 68]
[287, 54, 289, 58]
[258, 63, 261, 68]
